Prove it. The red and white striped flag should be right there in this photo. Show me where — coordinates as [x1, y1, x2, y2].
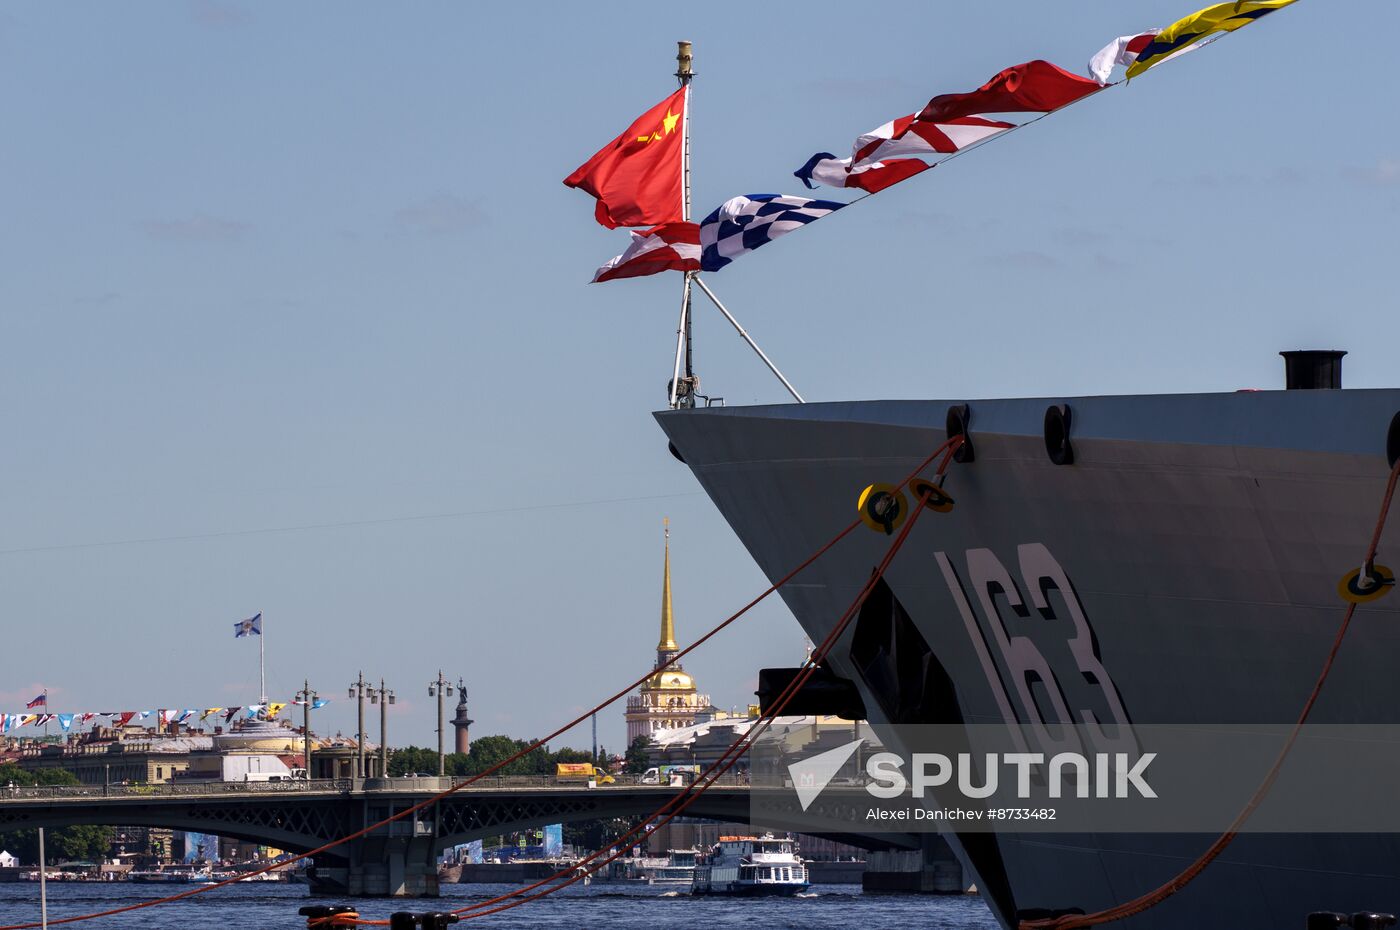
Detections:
[591, 222, 701, 283]
[798, 60, 1104, 195]
[796, 113, 1015, 192]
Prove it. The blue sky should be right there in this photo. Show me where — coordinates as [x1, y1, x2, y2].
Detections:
[1, 1, 1395, 752]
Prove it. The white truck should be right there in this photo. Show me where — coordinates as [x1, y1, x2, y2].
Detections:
[243, 767, 308, 783]
[640, 765, 700, 786]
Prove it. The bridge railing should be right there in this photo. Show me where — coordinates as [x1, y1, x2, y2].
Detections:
[435, 773, 751, 790]
[0, 779, 355, 801]
[0, 773, 751, 802]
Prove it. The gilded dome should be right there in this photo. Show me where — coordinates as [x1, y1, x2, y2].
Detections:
[646, 668, 696, 691]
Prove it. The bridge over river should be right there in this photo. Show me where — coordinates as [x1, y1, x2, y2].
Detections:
[0, 776, 915, 896]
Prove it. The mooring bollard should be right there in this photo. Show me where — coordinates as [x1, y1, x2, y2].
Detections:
[1305, 911, 1398, 929]
[1308, 915, 1349, 929]
[385, 912, 460, 929]
[297, 905, 359, 927]
[1351, 914, 1399, 930]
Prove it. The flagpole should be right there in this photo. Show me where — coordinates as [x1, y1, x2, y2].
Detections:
[259, 612, 267, 710]
[38, 827, 48, 930]
[677, 40, 691, 221]
[670, 40, 696, 410]
[669, 279, 689, 409]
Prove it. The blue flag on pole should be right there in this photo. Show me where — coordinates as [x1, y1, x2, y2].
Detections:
[234, 613, 262, 638]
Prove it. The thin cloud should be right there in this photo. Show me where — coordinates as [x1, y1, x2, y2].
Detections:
[889, 209, 1003, 236]
[191, 1, 251, 28]
[889, 209, 958, 229]
[393, 194, 487, 236]
[1159, 166, 1310, 189]
[72, 291, 123, 307]
[1055, 227, 1111, 247]
[1093, 252, 1131, 273]
[1347, 158, 1400, 187]
[140, 213, 248, 243]
[980, 250, 1060, 270]
[798, 76, 924, 102]
[0, 685, 57, 706]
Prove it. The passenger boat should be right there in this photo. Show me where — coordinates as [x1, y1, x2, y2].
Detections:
[691, 834, 809, 896]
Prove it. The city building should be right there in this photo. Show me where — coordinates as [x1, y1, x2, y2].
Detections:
[625, 520, 723, 745]
[0, 715, 369, 865]
[5, 724, 208, 786]
[642, 712, 860, 773]
[1, 717, 369, 786]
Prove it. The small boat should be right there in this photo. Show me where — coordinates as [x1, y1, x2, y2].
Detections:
[127, 869, 194, 884]
[643, 848, 699, 885]
[692, 834, 810, 896]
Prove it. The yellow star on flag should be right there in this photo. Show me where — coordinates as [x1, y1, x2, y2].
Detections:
[636, 109, 681, 145]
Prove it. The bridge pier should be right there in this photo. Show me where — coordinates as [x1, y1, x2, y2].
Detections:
[308, 838, 440, 897]
[862, 835, 966, 894]
[348, 834, 440, 897]
[309, 789, 443, 897]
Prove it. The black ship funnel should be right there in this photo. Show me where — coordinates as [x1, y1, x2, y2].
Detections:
[1281, 350, 1346, 390]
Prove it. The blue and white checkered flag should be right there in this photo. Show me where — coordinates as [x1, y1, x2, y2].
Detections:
[699, 194, 847, 272]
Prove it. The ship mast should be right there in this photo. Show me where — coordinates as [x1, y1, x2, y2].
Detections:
[666, 39, 805, 407]
[669, 40, 696, 409]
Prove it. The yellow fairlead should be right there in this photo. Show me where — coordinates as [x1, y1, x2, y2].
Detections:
[909, 478, 956, 513]
[1338, 563, 1396, 605]
[857, 484, 909, 535]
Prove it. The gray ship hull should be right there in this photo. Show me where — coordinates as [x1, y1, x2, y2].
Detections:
[657, 389, 1400, 929]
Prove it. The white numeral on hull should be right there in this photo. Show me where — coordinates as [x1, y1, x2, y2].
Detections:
[936, 545, 1135, 756]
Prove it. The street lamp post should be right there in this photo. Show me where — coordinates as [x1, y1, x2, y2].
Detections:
[348, 673, 369, 779]
[428, 671, 454, 777]
[296, 680, 318, 780]
[369, 680, 395, 777]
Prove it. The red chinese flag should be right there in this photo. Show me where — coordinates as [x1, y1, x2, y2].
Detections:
[564, 87, 687, 229]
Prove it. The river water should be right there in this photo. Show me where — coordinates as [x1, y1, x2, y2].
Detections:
[0, 882, 1001, 930]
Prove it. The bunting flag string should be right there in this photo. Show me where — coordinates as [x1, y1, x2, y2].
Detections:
[0, 697, 331, 732]
[699, 195, 847, 272]
[796, 113, 1013, 194]
[1089, 31, 1162, 84]
[591, 222, 701, 283]
[1125, 0, 1298, 79]
[792, 57, 1105, 204]
[566, 0, 1305, 278]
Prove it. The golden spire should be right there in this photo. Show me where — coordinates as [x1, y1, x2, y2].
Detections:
[658, 518, 678, 653]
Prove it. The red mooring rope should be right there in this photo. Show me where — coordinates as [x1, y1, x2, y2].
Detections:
[1020, 457, 1400, 930]
[422, 438, 965, 925]
[3, 436, 961, 930]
